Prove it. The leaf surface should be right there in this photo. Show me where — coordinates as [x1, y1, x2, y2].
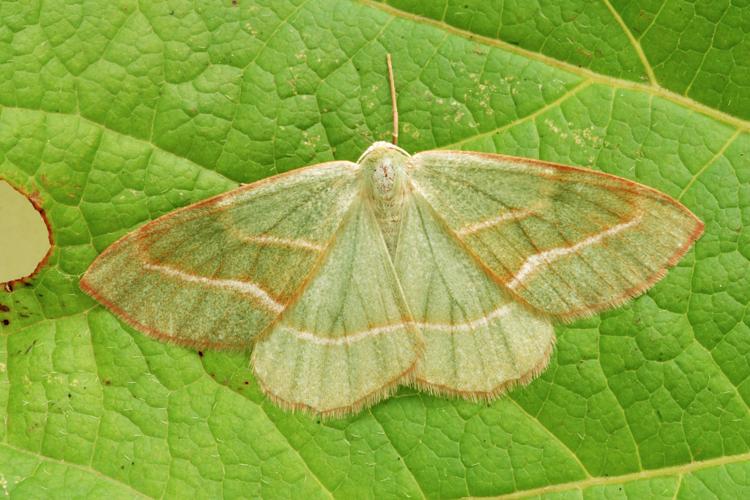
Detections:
[1, 0, 749, 497]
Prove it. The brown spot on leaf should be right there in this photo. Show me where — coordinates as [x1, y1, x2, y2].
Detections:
[0, 304, 9, 312]
[1, 319, 9, 326]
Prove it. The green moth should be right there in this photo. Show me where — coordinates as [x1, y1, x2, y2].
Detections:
[80, 57, 703, 417]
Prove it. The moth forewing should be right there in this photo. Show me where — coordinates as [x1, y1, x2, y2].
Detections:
[80, 160, 360, 349]
[408, 150, 704, 321]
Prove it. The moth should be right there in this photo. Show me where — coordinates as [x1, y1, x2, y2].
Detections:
[81, 56, 703, 417]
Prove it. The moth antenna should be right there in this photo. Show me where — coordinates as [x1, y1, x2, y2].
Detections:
[386, 53, 399, 145]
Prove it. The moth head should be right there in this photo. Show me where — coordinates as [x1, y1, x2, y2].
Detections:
[359, 141, 410, 200]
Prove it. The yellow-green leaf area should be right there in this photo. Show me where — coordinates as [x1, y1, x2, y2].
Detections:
[1, 0, 748, 497]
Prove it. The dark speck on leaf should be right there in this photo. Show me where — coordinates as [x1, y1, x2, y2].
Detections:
[68, 393, 72, 398]
[1, 319, 9, 326]
[103, 379, 111, 386]
[0, 304, 9, 312]
[198, 350, 204, 357]
[24, 340, 37, 354]
[244, 380, 249, 385]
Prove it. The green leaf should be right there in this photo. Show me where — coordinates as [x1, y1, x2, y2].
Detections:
[379, 0, 750, 120]
[1, 0, 749, 497]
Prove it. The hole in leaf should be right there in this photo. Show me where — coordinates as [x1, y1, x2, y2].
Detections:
[0, 180, 53, 286]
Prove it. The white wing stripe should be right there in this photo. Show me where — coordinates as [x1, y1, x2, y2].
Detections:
[142, 261, 284, 313]
[507, 214, 643, 289]
[240, 235, 324, 252]
[418, 304, 513, 332]
[283, 304, 514, 345]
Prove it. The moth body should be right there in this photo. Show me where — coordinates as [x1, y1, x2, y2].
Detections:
[359, 141, 411, 254]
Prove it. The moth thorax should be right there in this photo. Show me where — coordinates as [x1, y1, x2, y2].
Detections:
[358, 142, 410, 255]
[372, 157, 400, 198]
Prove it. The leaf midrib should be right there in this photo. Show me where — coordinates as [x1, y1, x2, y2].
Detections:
[499, 451, 750, 499]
